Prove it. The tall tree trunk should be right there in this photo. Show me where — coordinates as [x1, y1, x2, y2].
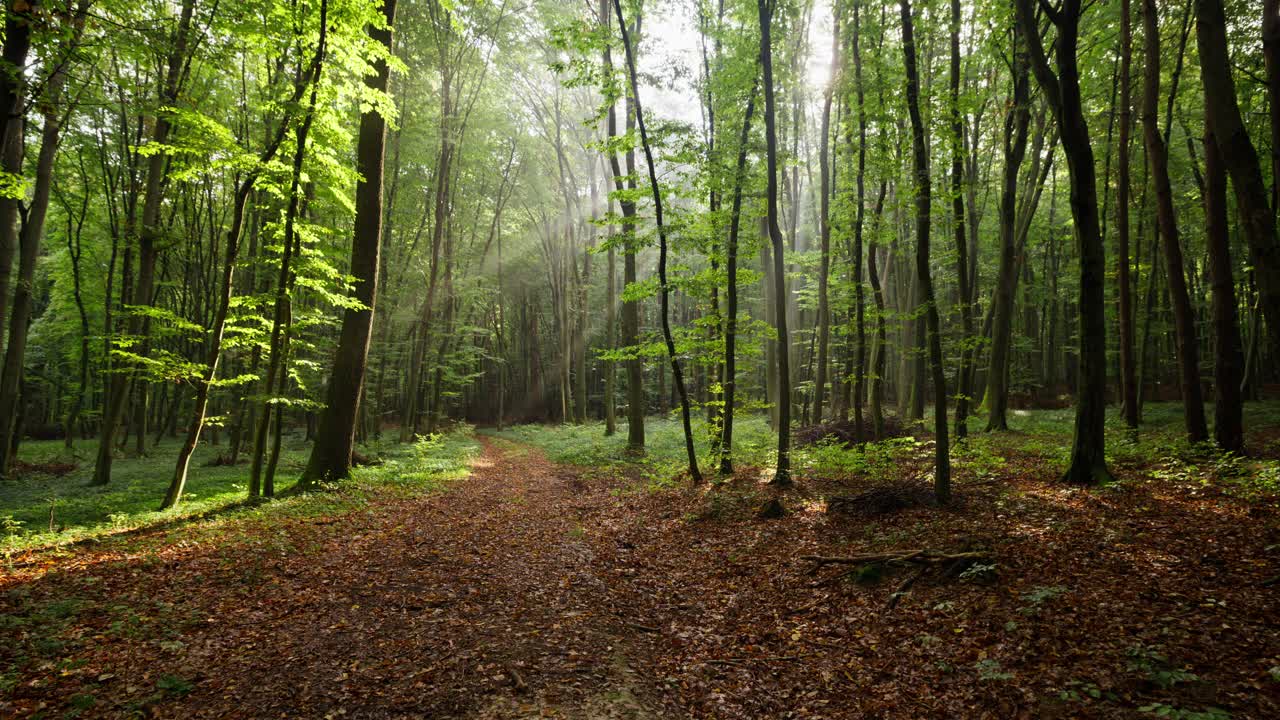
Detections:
[300, 0, 394, 488]
[1142, 0, 1207, 442]
[986, 36, 1030, 432]
[850, 0, 868, 441]
[92, 0, 196, 486]
[719, 69, 760, 475]
[900, 0, 950, 502]
[813, 3, 840, 424]
[1117, 0, 1139, 427]
[603, 1, 644, 453]
[0, 4, 83, 473]
[1196, 0, 1280, 362]
[1204, 116, 1244, 452]
[948, 0, 973, 441]
[1014, 0, 1112, 485]
[0, 2, 34, 363]
[613, 0, 700, 483]
[759, 0, 792, 487]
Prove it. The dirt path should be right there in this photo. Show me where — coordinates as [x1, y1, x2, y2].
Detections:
[2, 438, 674, 719]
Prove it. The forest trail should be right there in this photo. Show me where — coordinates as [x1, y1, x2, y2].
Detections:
[2, 438, 676, 719]
[183, 436, 672, 719]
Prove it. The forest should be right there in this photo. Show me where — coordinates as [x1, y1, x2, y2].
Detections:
[1, 0, 1280, 716]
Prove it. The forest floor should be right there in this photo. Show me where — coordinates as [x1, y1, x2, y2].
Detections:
[2, 407, 1280, 718]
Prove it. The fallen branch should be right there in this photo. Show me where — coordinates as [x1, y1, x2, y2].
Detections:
[706, 655, 802, 666]
[801, 550, 989, 568]
[801, 548, 994, 598]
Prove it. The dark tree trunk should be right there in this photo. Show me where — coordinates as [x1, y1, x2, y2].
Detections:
[948, 0, 973, 441]
[613, 0, 700, 483]
[1141, 0, 1207, 442]
[1014, 0, 1112, 484]
[986, 35, 1030, 433]
[850, 0, 868, 442]
[300, 0, 394, 488]
[0, 5, 82, 472]
[92, 0, 196, 486]
[0, 3, 33, 365]
[604, 4, 644, 453]
[1204, 117, 1244, 452]
[900, 0, 950, 502]
[1196, 0, 1280, 362]
[1117, 0, 1139, 427]
[760, 0, 792, 487]
[719, 69, 760, 475]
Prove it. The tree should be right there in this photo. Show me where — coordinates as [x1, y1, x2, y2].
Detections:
[759, 0, 791, 488]
[1196, 0, 1280, 362]
[900, 0, 950, 502]
[1116, 0, 1138, 429]
[1140, 0, 1206, 443]
[300, 0, 397, 488]
[612, 0, 700, 483]
[1012, 0, 1112, 484]
[1203, 115, 1244, 452]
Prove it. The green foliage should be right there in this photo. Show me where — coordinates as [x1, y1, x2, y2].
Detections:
[0, 429, 478, 552]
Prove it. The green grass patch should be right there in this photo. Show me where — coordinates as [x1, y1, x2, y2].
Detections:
[490, 403, 1280, 494]
[0, 428, 480, 554]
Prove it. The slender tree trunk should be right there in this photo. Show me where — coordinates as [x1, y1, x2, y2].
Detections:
[868, 182, 888, 439]
[603, 5, 644, 453]
[613, 0, 700, 483]
[813, 4, 840, 424]
[986, 38, 1030, 433]
[1117, 0, 1139, 427]
[948, 0, 973, 441]
[1014, 0, 1112, 485]
[850, 0, 868, 441]
[900, 0, 950, 502]
[92, 0, 196, 486]
[1204, 116, 1244, 452]
[720, 69, 760, 475]
[759, 0, 792, 487]
[250, 43, 325, 498]
[1141, 0, 1207, 442]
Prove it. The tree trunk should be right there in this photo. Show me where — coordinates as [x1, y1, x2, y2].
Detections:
[1117, 0, 1139, 427]
[92, 0, 196, 486]
[986, 37, 1030, 433]
[1204, 116, 1244, 452]
[1196, 0, 1280, 362]
[299, 0, 393, 488]
[1141, 0, 1207, 442]
[813, 4, 840, 424]
[613, 0, 700, 482]
[1014, 0, 1112, 485]
[0, 7, 81, 472]
[948, 0, 973, 441]
[719, 69, 759, 475]
[759, 0, 792, 487]
[900, 0, 950, 502]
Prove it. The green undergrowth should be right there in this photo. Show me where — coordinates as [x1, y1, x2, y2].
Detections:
[488, 403, 1280, 497]
[0, 428, 480, 555]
